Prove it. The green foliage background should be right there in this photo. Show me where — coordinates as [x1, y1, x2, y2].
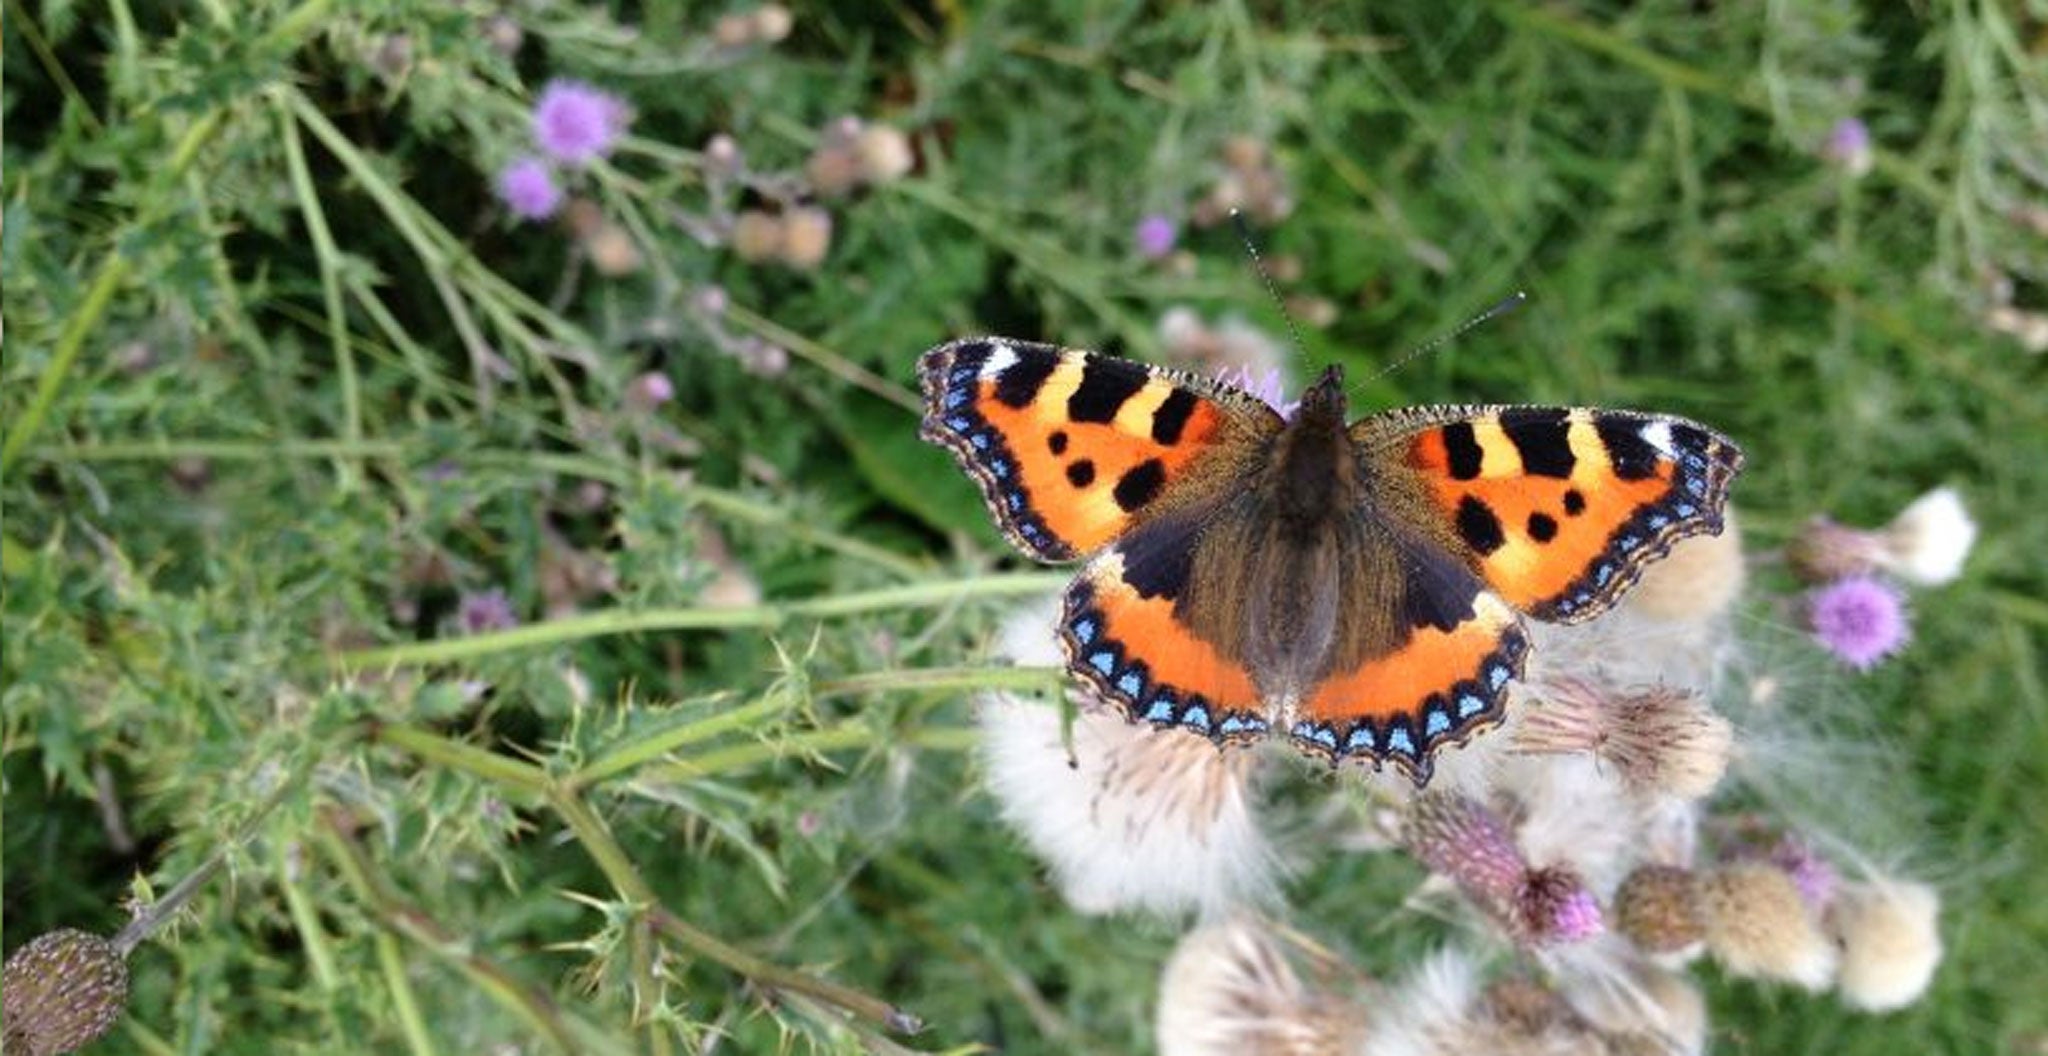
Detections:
[5, 1, 2044, 1052]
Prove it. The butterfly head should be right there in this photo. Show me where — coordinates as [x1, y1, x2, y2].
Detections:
[1292, 364, 1350, 425]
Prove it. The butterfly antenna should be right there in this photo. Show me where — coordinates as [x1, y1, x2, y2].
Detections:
[1364, 290, 1529, 385]
[1229, 209, 1311, 362]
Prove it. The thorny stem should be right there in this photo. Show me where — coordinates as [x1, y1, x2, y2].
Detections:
[641, 723, 978, 783]
[651, 907, 926, 1035]
[334, 572, 1068, 668]
[570, 665, 1052, 788]
[275, 90, 364, 490]
[371, 724, 929, 1036]
[569, 687, 802, 790]
[111, 755, 305, 956]
[316, 816, 609, 1055]
[376, 932, 440, 1056]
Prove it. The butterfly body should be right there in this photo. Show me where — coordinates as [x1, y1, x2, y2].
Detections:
[920, 337, 1742, 783]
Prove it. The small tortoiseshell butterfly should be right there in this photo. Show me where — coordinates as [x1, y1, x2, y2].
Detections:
[919, 338, 1743, 784]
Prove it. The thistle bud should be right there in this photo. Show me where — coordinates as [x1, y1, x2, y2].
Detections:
[1516, 866, 1604, 945]
[730, 210, 784, 262]
[854, 125, 914, 185]
[3, 930, 130, 1055]
[777, 206, 833, 269]
[1514, 681, 1733, 801]
[1786, 516, 1887, 584]
[1613, 864, 1706, 956]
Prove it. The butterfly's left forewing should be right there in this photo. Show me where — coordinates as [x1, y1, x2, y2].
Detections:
[918, 338, 1279, 563]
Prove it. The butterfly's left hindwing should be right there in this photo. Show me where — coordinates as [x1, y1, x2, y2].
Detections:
[1355, 406, 1744, 623]
[1057, 517, 1271, 745]
[918, 338, 1278, 562]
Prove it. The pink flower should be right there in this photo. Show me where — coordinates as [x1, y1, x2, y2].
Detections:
[626, 370, 675, 410]
[1134, 214, 1178, 259]
[1806, 576, 1909, 670]
[1822, 117, 1872, 177]
[495, 157, 562, 220]
[458, 589, 519, 633]
[532, 80, 629, 167]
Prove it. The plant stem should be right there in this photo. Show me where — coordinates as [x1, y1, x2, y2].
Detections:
[371, 723, 552, 794]
[276, 92, 365, 490]
[111, 757, 304, 956]
[651, 908, 926, 1035]
[376, 932, 441, 1056]
[334, 572, 1066, 668]
[642, 723, 978, 783]
[570, 687, 800, 789]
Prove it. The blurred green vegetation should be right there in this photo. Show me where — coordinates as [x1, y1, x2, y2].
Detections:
[4, 1, 2044, 1052]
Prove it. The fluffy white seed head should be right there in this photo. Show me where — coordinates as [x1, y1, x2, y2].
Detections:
[1880, 487, 1976, 585]
[1513, 682, 1733, 803]
[978, 695, 1274, 916]
[1156, 918, 1363, 1056]
[1695, 863, 1837, 989]
[1827, 877, 1942, 1011]
[1622, 509, 1747, 623]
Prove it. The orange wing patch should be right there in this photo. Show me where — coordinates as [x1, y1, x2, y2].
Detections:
[1290, 590, 1527, 783]
[919, 338, 1268, 562]
[1059, 551, 1267, 743]
[1384, 407, 1744, 623]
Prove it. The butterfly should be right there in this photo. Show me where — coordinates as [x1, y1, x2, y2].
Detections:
[918, 338, 1744, 784]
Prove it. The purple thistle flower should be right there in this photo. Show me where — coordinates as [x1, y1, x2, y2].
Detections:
[458, 589, 520, 634]
[1806, 576, 1909, 670]
[1212, 364, 1300, 419]
[1822, 117, 1873, 177]
[626, 370, 675, 410]
[496, 157, 563, 220]
[1522, 872, 1605, 943]
[1134, 214, 1178, 259]
[532, 79, 629, 167]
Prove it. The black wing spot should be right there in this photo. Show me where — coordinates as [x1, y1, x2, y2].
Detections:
[1442, 422, 1484, 480]
[1151, 388, 1199, 445]
[1112, 459, 1167, 512]
[1121, 534, 1194, 601]
[1068, 358, 1149, 423]
[994, 354, 1058, 408]
[1456, 495, 1507, 555]
[1563, 489, 1586, 515]
[1502, 408, 1576, 478]
[1595, 419, 1661, 480]
[1066, 459, 1096, 487]
[1048, 430, 1069, 455]
[1527, 512, 1559, 542]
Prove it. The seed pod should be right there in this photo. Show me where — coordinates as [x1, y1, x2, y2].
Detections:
[3, 930, 130, 1056]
